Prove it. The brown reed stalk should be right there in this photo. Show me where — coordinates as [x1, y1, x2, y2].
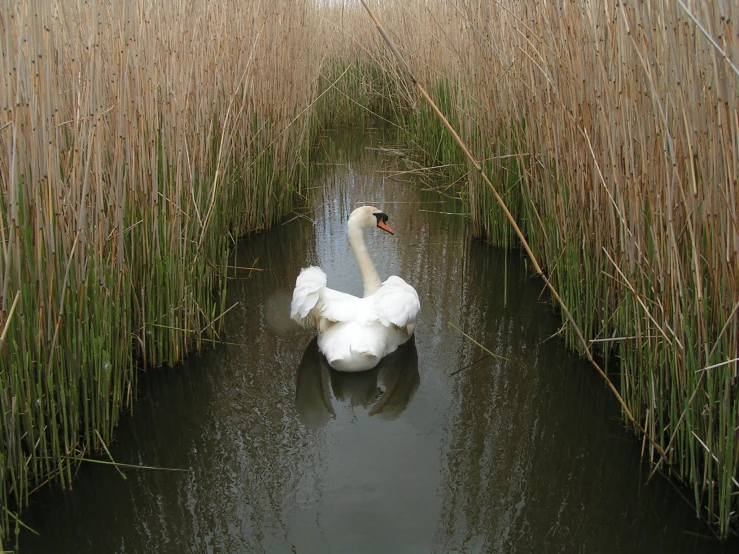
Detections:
[358, 0, 668, 461]
[0, 1, 329, 548]
[344, 0, 738, 537]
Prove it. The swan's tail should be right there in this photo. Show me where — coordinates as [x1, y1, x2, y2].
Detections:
[328, 346, 380, 373]
[320, 323, 385, 372]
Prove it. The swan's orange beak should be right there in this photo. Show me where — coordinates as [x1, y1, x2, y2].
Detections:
[377, 220, 394, 235]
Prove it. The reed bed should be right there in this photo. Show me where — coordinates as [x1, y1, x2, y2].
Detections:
[0, 0, 330, 547]
[321, 0, 739, 539]
[2, 0, 737, 545]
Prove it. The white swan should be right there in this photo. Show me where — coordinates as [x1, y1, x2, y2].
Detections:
[290, 205, 421, 372]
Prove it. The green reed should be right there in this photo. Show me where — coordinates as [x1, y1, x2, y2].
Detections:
[0, 0, 323, 549]
[324, 0, 739, 539]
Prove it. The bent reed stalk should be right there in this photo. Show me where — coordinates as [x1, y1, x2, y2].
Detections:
[0, 0, 329, 547]
[341, 0, 738, 539]
[358, 0, 659, 451]
[1, 0, 737, 545]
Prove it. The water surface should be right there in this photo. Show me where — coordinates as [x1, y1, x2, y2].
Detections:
[20, 129, 734, 553]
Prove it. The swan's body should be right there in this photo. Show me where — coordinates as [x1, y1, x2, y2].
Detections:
[290, 206, 420, 372]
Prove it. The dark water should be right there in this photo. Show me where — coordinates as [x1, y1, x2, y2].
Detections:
[20, 129, 734, 553]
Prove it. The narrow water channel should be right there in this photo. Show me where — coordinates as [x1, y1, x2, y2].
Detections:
[20, 129, 734, 553]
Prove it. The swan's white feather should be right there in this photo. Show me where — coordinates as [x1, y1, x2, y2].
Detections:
[373, 276, 420, 332]
[291, 273, 420, 372]
[290, 266, 326, 322]
[290, 206, 421, 372]
[291, 266, 363, 329]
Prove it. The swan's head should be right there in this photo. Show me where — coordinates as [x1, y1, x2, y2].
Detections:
[349, 205, 394, 235]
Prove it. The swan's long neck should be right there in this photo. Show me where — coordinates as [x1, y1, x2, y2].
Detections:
[348, 220, 382, 297]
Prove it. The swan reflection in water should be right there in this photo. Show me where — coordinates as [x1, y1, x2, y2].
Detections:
[294, 336, 420, 427]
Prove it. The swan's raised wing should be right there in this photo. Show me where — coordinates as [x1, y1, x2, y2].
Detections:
[291, 266, 362, 330]
[373, 276, 420, 334]
[291, 266, 326, 324]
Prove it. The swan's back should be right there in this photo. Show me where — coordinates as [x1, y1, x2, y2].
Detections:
[291, 270, 420, 372]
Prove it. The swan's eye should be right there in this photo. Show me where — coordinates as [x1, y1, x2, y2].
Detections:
[373, 212, 389, 225]
[374, 212, 393, 234]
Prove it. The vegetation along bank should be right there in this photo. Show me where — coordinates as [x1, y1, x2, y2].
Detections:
[1, 0, 737, 545]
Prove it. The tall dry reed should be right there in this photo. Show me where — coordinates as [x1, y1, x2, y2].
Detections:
[325, 0, 738, 538]
[0, 0, 331, 547]
[2, 0, 737, 544]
